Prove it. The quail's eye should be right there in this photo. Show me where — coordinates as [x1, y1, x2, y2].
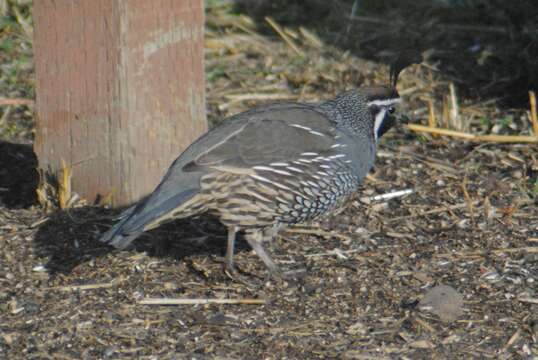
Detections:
[388, 106, 396, 114]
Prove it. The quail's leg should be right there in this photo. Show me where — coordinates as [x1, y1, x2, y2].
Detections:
[261, 224, 306, 279]
[224, 226, 237, 273]
[223, 226, 259, 287]
[245, 230, 281, 276]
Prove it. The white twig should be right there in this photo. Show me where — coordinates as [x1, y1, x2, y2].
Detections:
[304, 248, 362, 258]
[52, 282, 116, 291]
[361, 189, 414, 203]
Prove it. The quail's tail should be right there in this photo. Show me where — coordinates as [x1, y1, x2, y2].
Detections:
[99, 205, 143, 249]
[99, 188, 200, 249]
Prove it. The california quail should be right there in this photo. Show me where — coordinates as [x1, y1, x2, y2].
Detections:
[100, 67, 408, 277]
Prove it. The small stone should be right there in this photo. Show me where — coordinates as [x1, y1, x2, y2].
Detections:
[511, 170, 523, 179]
[419, 285, 464, 323]
[346, 321, 367, 335]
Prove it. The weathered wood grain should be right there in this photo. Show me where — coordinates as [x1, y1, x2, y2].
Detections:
[34, 0, 206, 206]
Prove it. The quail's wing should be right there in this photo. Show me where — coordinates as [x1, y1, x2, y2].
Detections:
[183, 104, 339, 172]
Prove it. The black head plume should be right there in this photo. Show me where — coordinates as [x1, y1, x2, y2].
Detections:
[389, 50, 422, 88]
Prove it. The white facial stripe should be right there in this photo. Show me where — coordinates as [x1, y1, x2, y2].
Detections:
[367, 98, 401, 107]
[374, 108, 388, 142]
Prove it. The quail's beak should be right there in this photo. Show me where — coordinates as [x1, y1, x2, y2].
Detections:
[391, 101, 410, 125]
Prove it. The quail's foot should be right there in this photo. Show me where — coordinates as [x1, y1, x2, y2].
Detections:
[213, 256, 259, 288]
[224, 267, 259, 288]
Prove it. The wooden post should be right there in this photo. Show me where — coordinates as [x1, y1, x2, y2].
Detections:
[33, 0, 207, 206]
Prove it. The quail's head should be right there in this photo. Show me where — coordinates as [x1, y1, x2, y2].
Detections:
[356, 51, 422, 140]
[358, 85, 400, 140]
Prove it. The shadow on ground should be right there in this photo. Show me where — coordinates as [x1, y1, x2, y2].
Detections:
[32, 207, 249, 275]
[0, 141, 249, 277]
[232, 0, 538, 107]
[0, 141, 39, 209]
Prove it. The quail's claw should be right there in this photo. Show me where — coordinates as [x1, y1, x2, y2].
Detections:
[223, 265, 258, 288]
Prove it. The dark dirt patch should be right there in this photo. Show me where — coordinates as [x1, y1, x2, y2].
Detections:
[0, 141, 38, 209]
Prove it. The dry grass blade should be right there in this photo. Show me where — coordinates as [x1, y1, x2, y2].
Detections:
[461, 173, 475, 227]
[449, 83, 462, 131]
[517, 297, 538, 304]
[388, 201, 480, 222]
[529, 91, 538, 135]
[413, 317, 436, 333]
[0, 98, 34, 106]
[299, 27, 323, 48]
[0, 105, 11, 125]
[138, 298, 266, 305]
[442, 95, 450, 128]
[36, 169, 57, 211]
[59, 159, 72, 209]
[304, 248, 361, 258]
[393, 147, 460, 174]
[406, 124, 538, 143]
[428, 100, 437, 137]
[11, 2, 33, 39]
[265, 16, 304, 56]
[285, 226, 350, 240]
[502, 328, 521, 352]
[49, 282, 117, 292]
[436, 247, 538, 257]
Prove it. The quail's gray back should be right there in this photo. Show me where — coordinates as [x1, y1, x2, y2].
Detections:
[100, 86, 400, 275]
